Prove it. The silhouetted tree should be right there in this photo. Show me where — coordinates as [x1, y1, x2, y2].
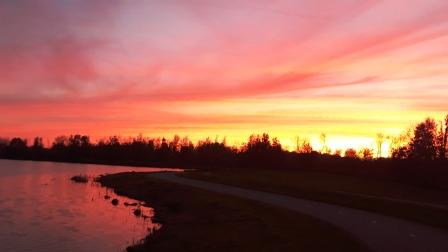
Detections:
[410, 118, 437, 160]
[333, 149, 342, 157]
[30, 137, 45, 159]
[147, 139, 156, 153]
[390, 129, 412, 159]
[0, 138, 8, 146]
[160, 138, 169, 150]
[271, 137, 282, 152]
[180, 137, 194, 152]
[52, 136, 68, 149]
[389, 116, 447, 161]
[126, 135, 152, 162]
[80, 135, 90, 148]
[154, 137, 170, 161]
[0, 138, 8, 157]
[32, 137, 44, 149]
[170, 135, 181, 152]
[6, 138, 28, 159]
[296, 137, 313, 154]
[391, 146, 409, 159]
[241, 133, 285, 168]
[436, 115, 448, 160]
[245, 133, 271, 153]
[108, 136, 121, 147]
[376, 133, 385, 158]
[68, 135, 82, 148]
[9, 138, 27, 149]
[179, 136, 194, 163]
[358, 148, 373, 160]
[195, 137, 234, 168]
[63, 135, 91, 161]
[444, 115, 448, 159]
[320, 133, 330, 154]
[344, 148, 358, 158]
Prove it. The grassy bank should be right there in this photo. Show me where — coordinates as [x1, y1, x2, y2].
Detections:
[98, 172, 366, 252]
[184, 170, 448, 230]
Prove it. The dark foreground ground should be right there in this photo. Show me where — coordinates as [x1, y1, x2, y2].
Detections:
[184, 170, 448, 230]
[98, 172, 366, 252]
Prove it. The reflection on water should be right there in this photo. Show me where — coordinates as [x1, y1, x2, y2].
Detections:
[0, 159, 176, 252]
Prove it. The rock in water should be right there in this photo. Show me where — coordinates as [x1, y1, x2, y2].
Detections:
[111, 199, 119, 206]
[133, 208, 142, 216]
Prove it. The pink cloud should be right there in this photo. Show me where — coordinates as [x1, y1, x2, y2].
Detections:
[1, 0, 448, 140]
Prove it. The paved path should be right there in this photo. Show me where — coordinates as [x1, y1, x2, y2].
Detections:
[150, 172, 448, 252]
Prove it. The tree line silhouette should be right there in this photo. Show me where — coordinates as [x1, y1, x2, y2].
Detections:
[1, 115, 447, 188]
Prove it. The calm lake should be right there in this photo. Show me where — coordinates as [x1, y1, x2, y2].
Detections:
[0, 159, 175, 252]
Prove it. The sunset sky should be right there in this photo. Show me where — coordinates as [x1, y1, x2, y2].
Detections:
[1, 0, 448, 154]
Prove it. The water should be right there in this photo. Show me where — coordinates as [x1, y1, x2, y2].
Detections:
[0, 159, 177, 252]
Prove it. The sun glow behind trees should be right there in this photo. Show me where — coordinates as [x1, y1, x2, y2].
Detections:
[1, 1, 448, 148]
